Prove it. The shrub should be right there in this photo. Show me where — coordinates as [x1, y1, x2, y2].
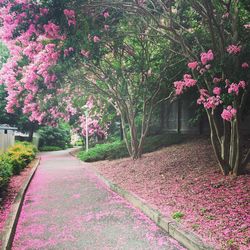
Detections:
[0, 154, 12, 189]
[7, 142, 36, 174]
[0, 142, 36, 191]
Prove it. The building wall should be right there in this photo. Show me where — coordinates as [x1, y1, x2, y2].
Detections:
[160, 97, 249, 135]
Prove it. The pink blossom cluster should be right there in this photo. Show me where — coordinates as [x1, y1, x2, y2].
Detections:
[174, 74, 197, 95]
[80, 49, 90, 58]
[226, 44, 241, 55]
[221, 106, 237, 121]
[213, 77, 221, 84]
[241, 62, 249, 69]
[187, 50, 214, 75]
[103, 11, 109, 19]
[64, 9, 76, 26]
[64, 47, 74, 57]
[227, 81, 246, 95]
[0, 0, 70, 124]
[200, 50, 214, 65]
[187, 61, 198, 70]
[197, 89, 223, 109]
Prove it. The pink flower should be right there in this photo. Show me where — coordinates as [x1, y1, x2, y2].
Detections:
[64, 49, 69, 57]
[103, 11, 109, 18]
[187, 61, 198, 70]
[80, 50, 90, 58]
[205, 64, 211, 70]
[197, 89, 222, 109]
[213, 77, 221, 84]
[104, 25, 110, 31]
[213, 87, 221, 95]
[227, 44, 241, 54]
[242, 62, 249, 69]
[222, 12, 229, 19]
[238, 80, 246, 89]
[225, 79, 230, 86]
[221, 106, 237, 121]
[173, 74, 197, 94]
[64, 9, 76, 26]
[93, 35, 101, 43]
[244, 24, 250, 29]
[40, 8, 49, 15]
[199, 68, 206, 75]
[174, 81, 185, 95]
[228, 83, 239, 95]
[200, 50, 214, 65]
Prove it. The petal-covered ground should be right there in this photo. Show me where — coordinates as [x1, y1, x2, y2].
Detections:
[91, 138, 250, 250]
[0, 164, 34, 248]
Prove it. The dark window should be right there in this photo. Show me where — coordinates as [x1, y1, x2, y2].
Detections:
[4, 129, 7, 134]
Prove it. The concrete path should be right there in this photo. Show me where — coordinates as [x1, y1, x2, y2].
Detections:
[12, 150, 186, 250]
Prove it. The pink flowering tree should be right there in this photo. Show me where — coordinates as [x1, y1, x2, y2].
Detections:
[61, 14, 174, 159]
[174, 49, 249, 176]
[69, 97, 108, 143]
[97, 0, 250, 174]
[131, 0, 249, 175]
[0, 0, 69, 124]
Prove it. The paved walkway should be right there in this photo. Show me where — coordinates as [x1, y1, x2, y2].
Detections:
[12, 150, 185, 250]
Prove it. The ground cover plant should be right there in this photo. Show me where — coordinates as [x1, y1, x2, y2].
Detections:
[91, 138, 250, 250]
[78, 133, 184, 162]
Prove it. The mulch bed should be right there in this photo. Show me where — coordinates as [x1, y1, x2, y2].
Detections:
[0, 165, 34, 248]
[91, 138, 250, 250]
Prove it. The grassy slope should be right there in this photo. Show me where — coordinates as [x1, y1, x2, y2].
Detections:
[78, 133, 185, 162]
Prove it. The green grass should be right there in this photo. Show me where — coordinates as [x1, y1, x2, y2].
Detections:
[77, 133, 184, 162]
[39, 146, 64, 152]
[172, 211, 185, 221]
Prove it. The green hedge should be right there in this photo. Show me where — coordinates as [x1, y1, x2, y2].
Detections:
[39, 146, 64, 152]
[0, 142, 36, 191]
[78, 133, 184, 162]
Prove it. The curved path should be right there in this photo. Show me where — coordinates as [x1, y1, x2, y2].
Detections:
[12, 150, 185, 250]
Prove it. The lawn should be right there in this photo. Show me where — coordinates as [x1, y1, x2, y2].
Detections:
[77, 133, 185, 162]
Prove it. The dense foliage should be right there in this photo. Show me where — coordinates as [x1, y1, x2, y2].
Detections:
[38, 125, 71, 150]
[0, 142, 36, 191]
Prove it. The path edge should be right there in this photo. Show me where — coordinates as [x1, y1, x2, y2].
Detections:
[87, 165, 214, 250]
[0, 158, 40, 250]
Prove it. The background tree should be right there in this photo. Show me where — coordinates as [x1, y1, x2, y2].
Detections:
[61, 13, 175, 159]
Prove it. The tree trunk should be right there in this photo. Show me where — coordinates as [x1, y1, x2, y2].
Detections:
[207, 110, 244, 176]
[28, 127, 34, 142]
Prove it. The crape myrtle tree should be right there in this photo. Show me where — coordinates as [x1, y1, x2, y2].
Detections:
[0, 42, 39, 140]
[89, 0, 250, 175]
[62, 14, 175, 159]
[0, 0, 106, 140]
